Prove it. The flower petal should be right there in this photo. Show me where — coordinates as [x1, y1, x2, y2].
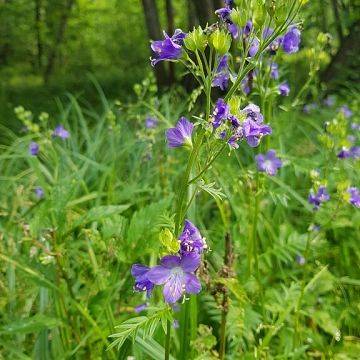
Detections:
[147, 265, 171, 285]
[184, 273, 201, 294]
[161, 255, 181, 269]
[163, 272, 184, 303]
[131, 264, 149, 277]
[180, 252, 200, 273]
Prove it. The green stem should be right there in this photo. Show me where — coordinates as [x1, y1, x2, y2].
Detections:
[165, 320, 171, 360]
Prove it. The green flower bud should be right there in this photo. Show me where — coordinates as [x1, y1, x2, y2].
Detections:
[210, 29, 231, 55]
[252, 0, 266, 27]
[184, 26, 208, 52]
[159, 228, 180, 254]
[230, 8, 247, 28]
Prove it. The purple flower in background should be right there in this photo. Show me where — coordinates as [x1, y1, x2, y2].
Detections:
[348, 187, 360, 208]
[296, 254, 306, 266]
[242, 104, 272, 147]
[212, 55, 230, 90]
[308, 186, 330, 210]
[323, 96, 335, 107]
[215, 7, 231, 21]
[166, 117, 194, 148]
[339, 105, 352, 118]
[256, 150, 282, 176]
[145, 116, 158, 129]
[134, 303, 148, 313]
[337, 147, 352, 159]
[279, 82, 290, 96]
[228, 23, 239, 39]
[303, 103, 317, 114]
[213, 98, 230, 128]
[263, 27, 273, 39]
[53, 125, 70, 139]
[350, 146, 360, 158]
[173, 320, 180, 329]
[147, 253, 201, 303]
[242, 21, 253, 37]
[179, 219, 205, 255]
[34, 186, 44, 199]
[270, 63, 279, 79]
[248, 37, 259, 57]
[29, 142, 39, 156]
[150, 29, 185, 66]
[282, 26, 301, 54]
[351, 123, 360, 131]
[131, 264, 154, 297]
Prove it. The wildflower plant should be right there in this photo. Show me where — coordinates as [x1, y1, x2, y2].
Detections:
[110, 1, 307, 358]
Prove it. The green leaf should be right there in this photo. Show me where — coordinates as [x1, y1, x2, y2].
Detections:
[0, 314, 62, 334]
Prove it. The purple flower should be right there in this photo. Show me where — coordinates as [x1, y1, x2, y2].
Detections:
[242, 21, 253, 37]
[145, 116, 158, 129]
[29, 142, 39, 156]
[279, 82, 290, 96]
[348, 187, 360, 208]
[224, 0, 233, 7]
[150, 29, 185, 66]
[131, 264, 154, 297]
[166, 117, 194, 148]
[228, 23, 239, 39]
[303, 103, 317, 114]
[337, 146, 360, 159]
[147, 253, 201, 303]
[270, 63, 279, 79]
[339, 105, 352, 118]
[215, 7, 231, 21]
[282, 27, 301, 54]
[255, 150, 282, 176]
[295, 254, 306, 266]
[308, 186, 330, 210]
[34, 186, 44, 199]
[350, 146, 360, 158]
[263, 27, 273, 39]
[351, 123, 360, 131]
[173, 320, 180, 329]
[212, 55, 230, 90]
[323, 96, 335, 107]
[212, 99, 230, 128]
[134, 303, 148, 313]
[179, 219, 205, 255]
[53, 125, 70, 139]
[248, 37, 259, 57]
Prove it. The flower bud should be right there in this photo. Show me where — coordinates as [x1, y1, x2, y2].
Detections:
[210, 29, 231, 55]
[252, 0, 266, 27]
[230, 8, 247, 28]
[184, 27, 208, 52]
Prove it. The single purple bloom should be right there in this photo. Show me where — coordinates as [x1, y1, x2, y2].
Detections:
[263, 27, 274, 39]
[348, 187, 360, 208]
[243, 119, 272, 147]
[53, 125, 70, 139]
[212, 55, 230, 90]
[339, 105, 352, 118]
[134, 303, 148, 313]
[248, 37, 259, 57]
[350, 146, 360, 158]
[215, 7, 231, 21]
[145, 117, 158, 129]
[351, 123, 360, 131]
[242, 21, 253, 37]
[212, 98, 230, 128]
[255, 150, 282, 176]
[34, 187, 44, 199]
[173, 320, 180, 329]
[323, 96, 335, 107]
[147, 253, 201, 304]
[308, 186, 330, 210]
[337, 147, 352, 159]
[228, 23, 239, 39]
[282, 26, 301, 54]
[179, 219, 205, 255]
[270, 63, 279, 79]
[166, 117, 194, 148]
[150, 29, 185, 66]
[242, 103, 264, 122]
[29, 142, 39, 156]
[279, 82, 290, 96]
[295, 254, 306, 266]
[131, 264, 154, 297]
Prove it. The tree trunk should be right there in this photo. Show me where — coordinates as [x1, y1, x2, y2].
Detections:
[191, 0, 215, 27]
[141, 0, 168, 89]
[165, 0, 175, 86]
[44, 0, 75, 83]
[321, 19, 360, 85]
[330, 0, 343, 42]
[35, 0, 43, 70]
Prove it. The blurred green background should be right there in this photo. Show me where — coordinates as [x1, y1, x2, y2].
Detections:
[0, 0, 358, 131]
